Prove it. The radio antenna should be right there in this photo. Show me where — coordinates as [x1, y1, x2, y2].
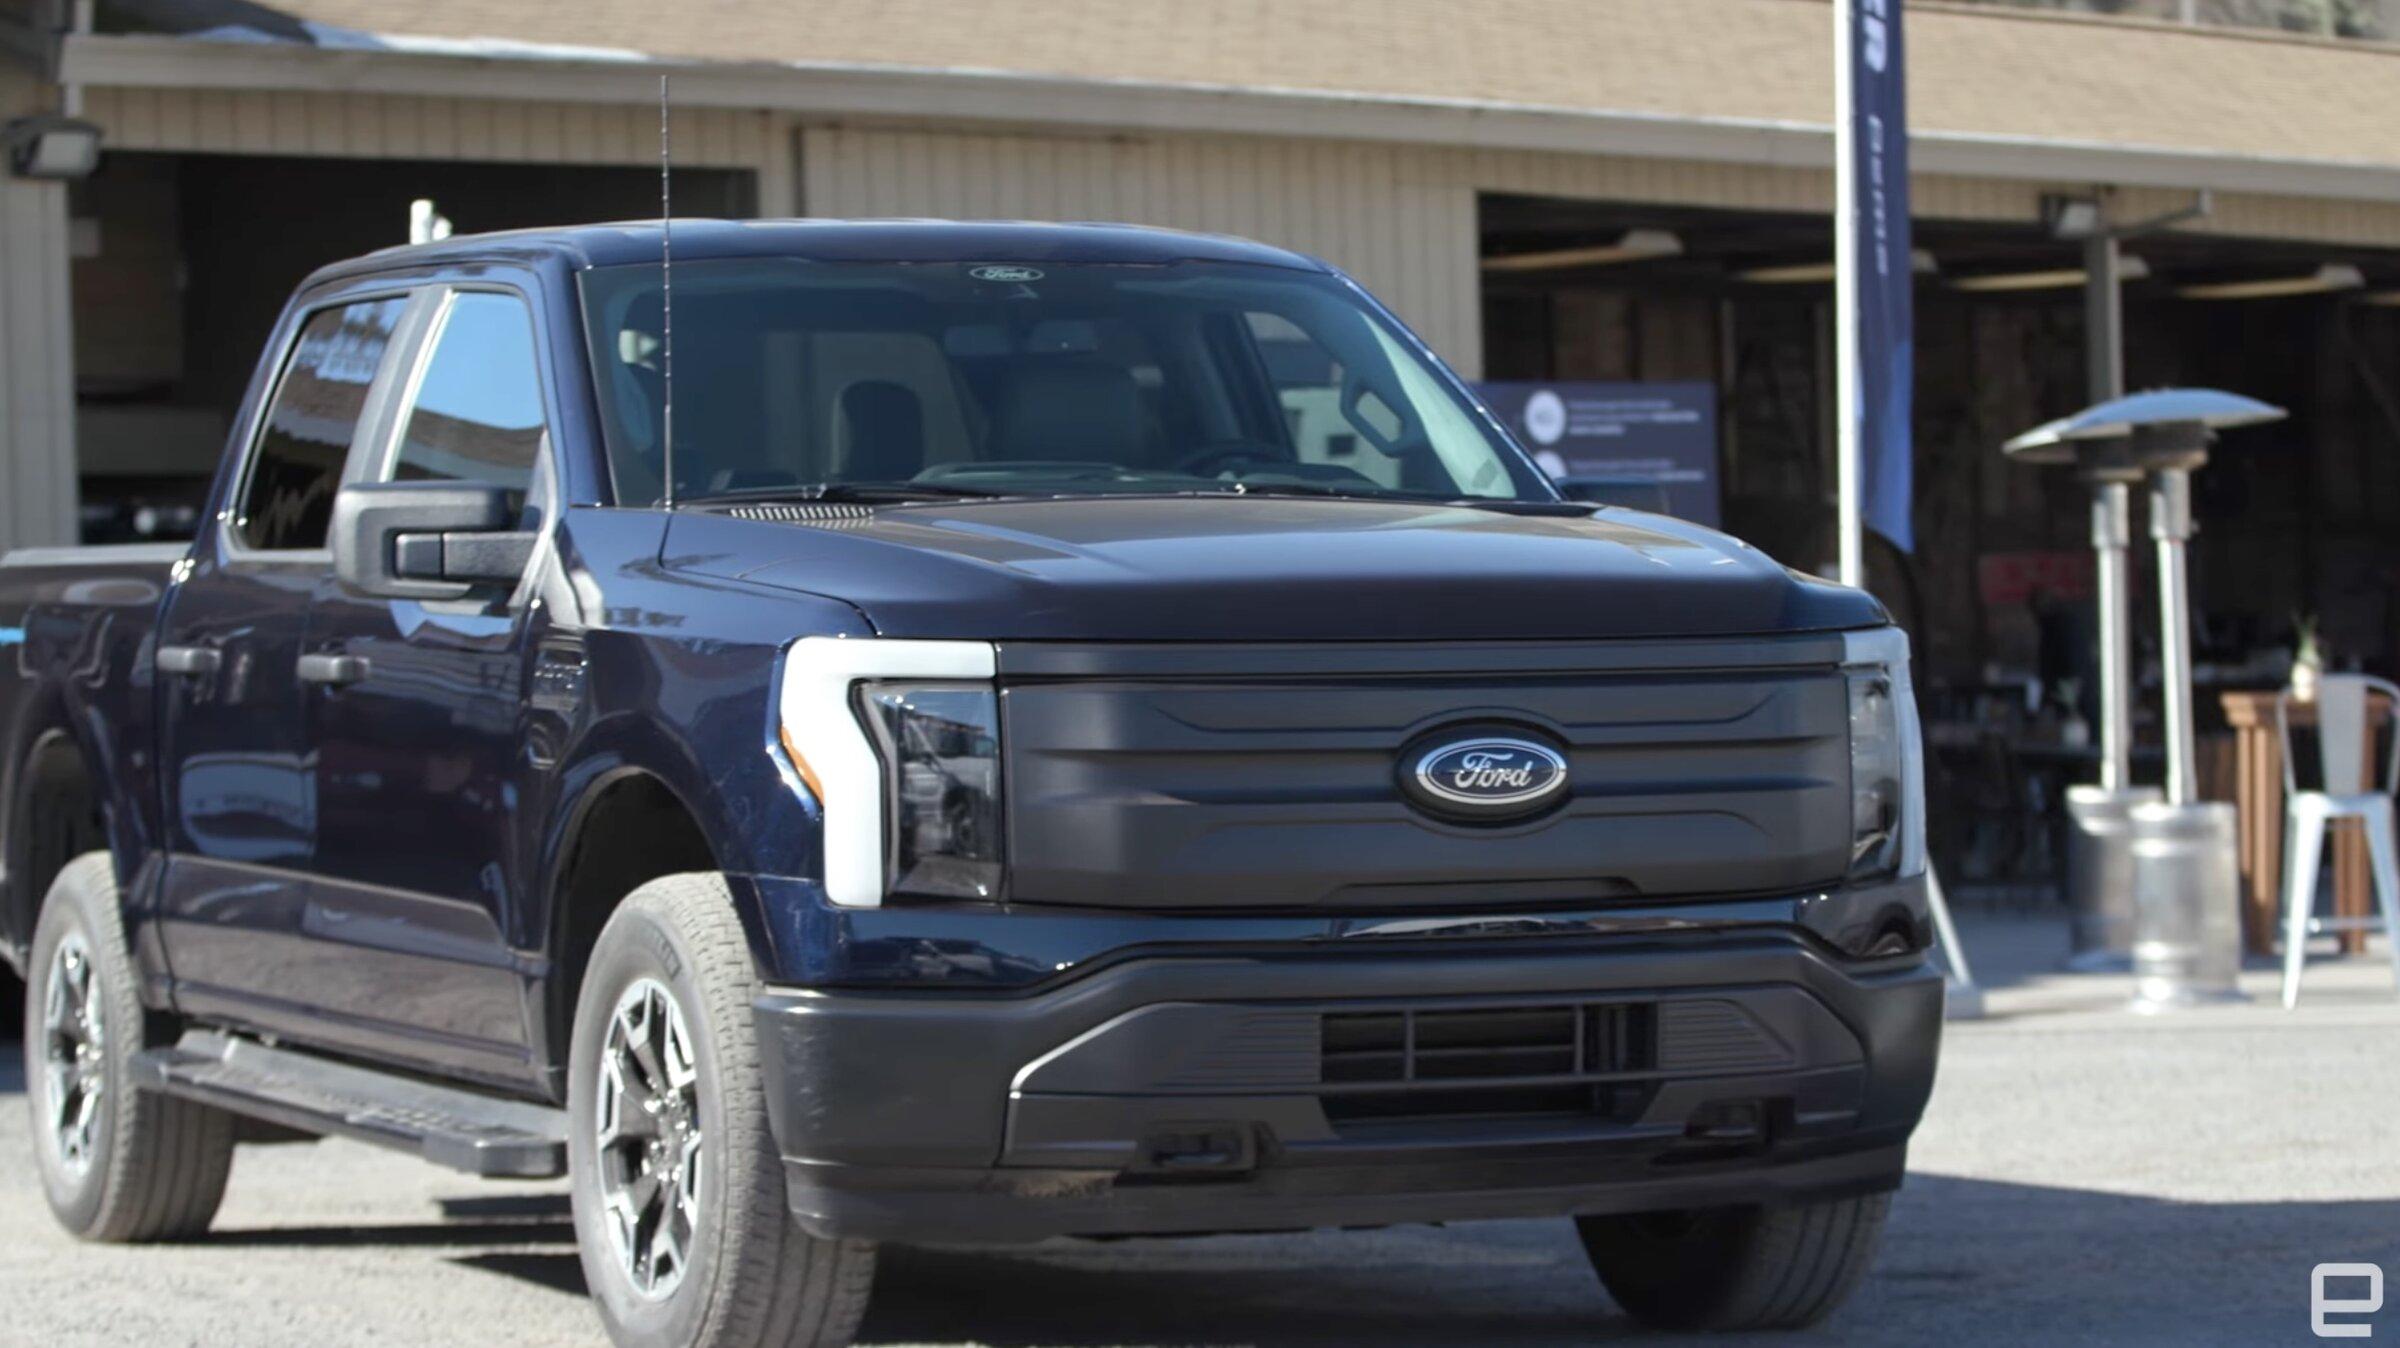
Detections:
[658, 73, 677, 507]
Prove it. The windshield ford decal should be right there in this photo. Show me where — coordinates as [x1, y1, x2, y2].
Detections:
[1403, 734, 1570, 818]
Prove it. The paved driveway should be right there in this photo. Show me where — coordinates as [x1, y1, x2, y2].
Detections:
[4, 916, 2395, 1346]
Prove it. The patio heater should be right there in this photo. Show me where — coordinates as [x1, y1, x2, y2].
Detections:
[2001, 414, 2160, 971]
[2034, 192, 2210, 970]
[2004, 389, 2286, 1011]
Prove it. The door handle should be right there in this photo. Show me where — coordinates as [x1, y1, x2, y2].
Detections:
[156, 645, 222, 677]
[297, 652, 371, 687]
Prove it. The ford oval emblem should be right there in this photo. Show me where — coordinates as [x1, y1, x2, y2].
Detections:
[1403, 733, 1570, 820]
[969, 264, 1043, 282]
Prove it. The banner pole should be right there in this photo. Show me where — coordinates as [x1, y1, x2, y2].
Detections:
[1832, 0, 1863, 590]
[1834, 0, 1983, 1018]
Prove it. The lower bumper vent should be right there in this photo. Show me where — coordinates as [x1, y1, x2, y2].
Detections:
[1319, 1002, 1660, 1125]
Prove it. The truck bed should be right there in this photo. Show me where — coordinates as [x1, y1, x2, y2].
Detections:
[0, 541, 187, 970]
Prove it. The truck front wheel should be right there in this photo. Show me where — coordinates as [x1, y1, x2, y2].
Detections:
[25, 853, 234, 1241]
[567, 873, 877, 1348]
[1576, 1193, 1890, 1331]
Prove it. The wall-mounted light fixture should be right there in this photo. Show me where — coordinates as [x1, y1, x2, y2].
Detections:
[1481, 228, 1683, 273]
[4, 115, 102, 180]
[1951, 255, 2153, 294]
[2174, 263, 2363, 301]
[2043, 194, 2105, 240]
[1737, 250, 1938, 284]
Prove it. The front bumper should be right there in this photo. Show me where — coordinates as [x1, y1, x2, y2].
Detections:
[753, 919, 1943, 1244]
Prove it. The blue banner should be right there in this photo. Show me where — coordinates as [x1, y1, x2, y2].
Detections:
[1849, 0, 1914, 552]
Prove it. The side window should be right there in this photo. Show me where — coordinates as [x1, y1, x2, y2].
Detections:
[391, 292, 547, 506]
[236, 296, 406, 552]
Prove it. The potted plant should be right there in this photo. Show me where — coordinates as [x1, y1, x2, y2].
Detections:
[2291, 612, 2324, 703]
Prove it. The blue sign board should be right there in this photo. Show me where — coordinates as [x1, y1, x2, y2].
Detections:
[1477, 380, 1721, 527]
[1848, 0, 1915, 552]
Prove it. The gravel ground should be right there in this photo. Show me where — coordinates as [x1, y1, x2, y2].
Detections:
[3, 914, 2396, 1347]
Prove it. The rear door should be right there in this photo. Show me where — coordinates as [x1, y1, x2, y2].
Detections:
[155, 287, 419, 1027]
[295, 282, 556, 1085]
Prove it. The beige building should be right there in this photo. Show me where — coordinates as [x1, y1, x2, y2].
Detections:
[7, 0, 2400, 682]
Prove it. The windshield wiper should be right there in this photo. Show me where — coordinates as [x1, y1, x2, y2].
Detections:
[1194, 480, 1412, 501]
[677, 480, 1019, 506]
[1439, 497, 1601, 516]
[1192, 481, 1502, 504]
[1186, 482, 1595, 514]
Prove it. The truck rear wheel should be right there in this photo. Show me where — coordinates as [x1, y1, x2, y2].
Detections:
[25, 853, 235, 1241]
[567, 873, 877, 1348]
[1576, 1193, 1889, 1331]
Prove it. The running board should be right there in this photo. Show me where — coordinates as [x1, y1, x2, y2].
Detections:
[133, 1032, 567, 1178]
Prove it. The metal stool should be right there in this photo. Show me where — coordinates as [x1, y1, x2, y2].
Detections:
[2278, 674, 2400, 1007]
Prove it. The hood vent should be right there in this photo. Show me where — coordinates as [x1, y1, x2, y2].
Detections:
[719, 502, 878, 526]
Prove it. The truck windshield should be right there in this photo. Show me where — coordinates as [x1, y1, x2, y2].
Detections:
[579, 257, 1551, 506]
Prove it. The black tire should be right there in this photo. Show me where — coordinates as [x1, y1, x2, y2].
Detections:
[25, 853, 235, 1242]
[567, 873, 876, 1348]
[0, 969, 22, 1040]
[1577, 1193, 1890, 1332]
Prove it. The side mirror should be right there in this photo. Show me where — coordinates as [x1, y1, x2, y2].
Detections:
[330, 481, 537, 601]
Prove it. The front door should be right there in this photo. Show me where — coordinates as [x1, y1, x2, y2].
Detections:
[156, 292, 413, 1035]
[299, 287, 554, 1086]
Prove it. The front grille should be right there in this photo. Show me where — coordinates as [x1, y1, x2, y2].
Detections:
[1319, 1001, 1658, 1125]
[999, 643, 1857, 911]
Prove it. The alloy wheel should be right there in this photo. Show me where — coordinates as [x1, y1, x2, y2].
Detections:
[40, 932, 105, 1179]
[593, 977, 705, 1299]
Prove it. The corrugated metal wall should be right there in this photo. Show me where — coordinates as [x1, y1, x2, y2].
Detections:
[0, 66, 77, 555]
[794, 126, 2031, 378]
[802, 127, 1485, 374]
[801, 125, 2400, 380]
[82, 87, 798, 212]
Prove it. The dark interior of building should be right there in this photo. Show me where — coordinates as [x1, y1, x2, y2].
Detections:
[1480, 192, 2400, 884]
[1479, 193, 2400, 686]
[66, 151, 751, 540]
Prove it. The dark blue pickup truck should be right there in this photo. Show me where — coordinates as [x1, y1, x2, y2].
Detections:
[0, 220, 1938, 1347]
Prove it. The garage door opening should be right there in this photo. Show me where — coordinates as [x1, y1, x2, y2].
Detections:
[68, 152, 754, 541]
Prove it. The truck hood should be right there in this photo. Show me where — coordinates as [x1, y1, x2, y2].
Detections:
[663, 497, 1883, 642]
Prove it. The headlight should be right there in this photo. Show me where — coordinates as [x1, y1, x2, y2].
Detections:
[1842, 627, 1926, 883]
[1847, 670, 1904, 880]
[859, 683, 1003, 900]
[776, 637, 999, 908]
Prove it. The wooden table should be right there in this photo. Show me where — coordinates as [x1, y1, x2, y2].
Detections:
[2218, 690, 2385, 956]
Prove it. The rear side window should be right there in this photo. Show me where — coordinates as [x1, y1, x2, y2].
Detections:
[391, 292, 546, 503]
[236, 296, 406, 552]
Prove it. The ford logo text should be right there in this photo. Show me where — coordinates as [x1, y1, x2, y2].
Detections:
[1403, 734, 1569, 819]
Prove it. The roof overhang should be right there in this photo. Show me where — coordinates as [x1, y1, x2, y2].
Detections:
[55, 31, 2400, 206]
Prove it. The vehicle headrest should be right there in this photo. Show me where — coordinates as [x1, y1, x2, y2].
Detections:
[992, 359, 1143, 463]
[840, 380, 926, 482]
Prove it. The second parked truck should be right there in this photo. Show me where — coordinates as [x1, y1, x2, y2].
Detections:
[0, 221, 1939, 1347]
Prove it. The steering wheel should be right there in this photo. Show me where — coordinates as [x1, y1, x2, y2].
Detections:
[1173, 440, 1293, 479]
